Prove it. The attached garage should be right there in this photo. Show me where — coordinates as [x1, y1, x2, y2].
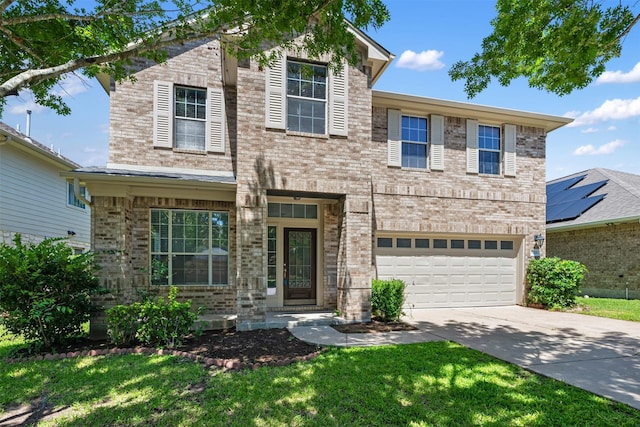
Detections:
[375, 235, 523, 309]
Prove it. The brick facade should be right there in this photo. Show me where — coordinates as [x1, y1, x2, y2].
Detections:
[548, 222, 640, 299]
[84, 33, 566, 334]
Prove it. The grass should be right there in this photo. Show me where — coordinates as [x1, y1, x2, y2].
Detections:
[1, 338, 639, 426]
[575, 297, 640, 322]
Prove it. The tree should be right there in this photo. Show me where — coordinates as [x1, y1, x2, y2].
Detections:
[0, 0, 389, 115]
[449, 0, 639, 98]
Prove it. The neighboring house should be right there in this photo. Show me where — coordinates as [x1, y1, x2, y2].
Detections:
[65, 25, 570, 335]
[0, 122, 90, 252]
[546, 168, 640, 299]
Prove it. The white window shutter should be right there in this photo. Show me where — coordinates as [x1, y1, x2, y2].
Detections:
[430, 114, 444, 171]
[466, 119, 479, 174]
[387, 109, 401, 167]
[329, 62, 348, 136]
[206, 88, 225, 153]
[265, 53, 286, 129]
[153, 81, 173, 148]
[504, 124, 517, 177]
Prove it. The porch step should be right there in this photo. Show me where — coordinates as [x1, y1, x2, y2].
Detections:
[267, 305, 334, 313]
[266, 311, 352, 328]
[196, 314, 237, 331]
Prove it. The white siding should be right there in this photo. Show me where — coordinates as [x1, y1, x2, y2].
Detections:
[0, 144, 90, 249]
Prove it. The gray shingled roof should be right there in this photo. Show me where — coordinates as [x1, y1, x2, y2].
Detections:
[71, 166, 236, 184]
[0, 121, 80, 168]
[547, 168, 640, 230]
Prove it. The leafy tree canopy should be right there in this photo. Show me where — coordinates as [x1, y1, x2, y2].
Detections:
[449, 0, 639, 97]
[0, 0, 389, 115]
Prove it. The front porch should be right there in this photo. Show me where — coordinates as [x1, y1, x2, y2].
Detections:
[197, 309, 355, 330]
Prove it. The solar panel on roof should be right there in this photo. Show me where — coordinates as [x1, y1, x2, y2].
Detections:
[547, 180, 608, 205]
[546, 175, 586, 197]
[547, 194, 605, 223]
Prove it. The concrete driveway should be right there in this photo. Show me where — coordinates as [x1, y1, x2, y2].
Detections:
[403, 306, 640, 410]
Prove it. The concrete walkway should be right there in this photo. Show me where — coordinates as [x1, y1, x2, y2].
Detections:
[290, 306, 640, 410]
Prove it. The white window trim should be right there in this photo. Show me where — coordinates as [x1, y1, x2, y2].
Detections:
[153, 81, 225, 153]
[478, 124, 502, 176]
[265, 54, 348, 136]
[401, 114, 428, 169]
[67, 182, 86, 210]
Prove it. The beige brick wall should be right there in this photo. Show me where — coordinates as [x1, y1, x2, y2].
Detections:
[548, 222, 640, 299]
[108, 39, 235, 174]
[370, 106, 547, 248]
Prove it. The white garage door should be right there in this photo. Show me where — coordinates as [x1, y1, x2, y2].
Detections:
[376, 237, 519, 309]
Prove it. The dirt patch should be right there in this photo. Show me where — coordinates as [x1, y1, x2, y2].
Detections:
[332, 319, 418, 333]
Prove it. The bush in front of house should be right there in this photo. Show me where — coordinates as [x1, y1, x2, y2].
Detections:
[106, 286, 198, 348]
[0, 234, 103, 349]
[371, 279, 406, 322]
[527, 257, 587, 309]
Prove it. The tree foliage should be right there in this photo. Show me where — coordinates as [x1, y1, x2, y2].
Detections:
[0, 0, 389, 115]
[449, 0, 639, 97]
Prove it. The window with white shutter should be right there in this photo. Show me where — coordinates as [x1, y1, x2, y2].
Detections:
[152, 81, 226, 153]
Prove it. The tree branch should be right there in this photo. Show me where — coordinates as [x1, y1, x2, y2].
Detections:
[617, 13, 640, 42]
[0, 0, 14, 15]
[0, 29, 221, 98]
[0, 26, 46, 66]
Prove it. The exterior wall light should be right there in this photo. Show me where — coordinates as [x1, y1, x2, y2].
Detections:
[533, 234, 545, 248]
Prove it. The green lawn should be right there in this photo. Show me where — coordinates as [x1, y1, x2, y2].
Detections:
[1, 338, 639, 426]
[575, 297, 640, 322]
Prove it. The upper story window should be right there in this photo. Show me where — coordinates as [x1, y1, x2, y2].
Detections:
[286, 62, 327, 134]
[67, 182, 86, 209]
[265, 54, 348, 136]
[174, 86, 207, 150]
[387, 112, 444, 171]
[402, 115, 428, 168]
[478, 125, 501, 175]
[466, 120, 516, 177]
[153, 81, 225, 153]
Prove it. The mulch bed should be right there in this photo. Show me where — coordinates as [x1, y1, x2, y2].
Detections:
[5, 320, 416, 371]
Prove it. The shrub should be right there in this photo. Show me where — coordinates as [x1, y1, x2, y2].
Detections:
[106, 286, 198, 348]
[527, 257, 587, 309]
[0, 234, 103, 348]
[371, 279, 406, 322]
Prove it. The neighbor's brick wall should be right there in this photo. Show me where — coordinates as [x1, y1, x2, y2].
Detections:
[108, 39, 235, 174]
[548, 222, 640, 299]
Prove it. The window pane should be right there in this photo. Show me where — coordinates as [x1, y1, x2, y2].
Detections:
[305, 204, 317, 219]
[293, 204, 306, 218]
[468, 240, 481, 249]
[402, 143, 427, 168]
[286, 61, 327, 134]
[397, 238, 411, 248]
[377, 237, 392, 248]
[451, 239, 464, 249]
[485, 240, 498, 250]
[415, 238, 429, 248]
[479, 151, 500, 175]
[268, 203, 281, 218]
[173, 254, 208, 285]
[501, 240, 514, 250]
[175, 119, 205, 150]
[434, 239, 447, 249]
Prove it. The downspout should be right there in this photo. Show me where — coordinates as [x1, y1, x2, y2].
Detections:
[73, 177, 91, 207]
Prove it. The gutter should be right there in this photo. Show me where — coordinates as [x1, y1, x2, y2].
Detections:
[547, 215, 640, 233]
[73, 177, 92, 207]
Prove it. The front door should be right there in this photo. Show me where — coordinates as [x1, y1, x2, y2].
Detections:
[284, 228, 316, 304]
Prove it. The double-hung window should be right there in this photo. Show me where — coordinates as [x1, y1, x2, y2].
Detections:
[286, 61, 327, 134]
[401, 115, 428, 168]
[150, 209, 229, 286]
[174, 86, 207, 150]
[478, 125, 501, 175]
[153, 81, 225, 153]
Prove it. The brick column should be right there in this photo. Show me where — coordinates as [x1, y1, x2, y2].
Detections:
[337, 195, 373, 321]
[90, 195, 134, 339]
[235, 202, 267, 330]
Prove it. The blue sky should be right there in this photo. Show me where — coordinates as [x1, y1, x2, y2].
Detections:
[2, 0, 639, 180]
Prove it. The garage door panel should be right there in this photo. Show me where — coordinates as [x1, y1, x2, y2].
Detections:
[376, 249, 517, 309]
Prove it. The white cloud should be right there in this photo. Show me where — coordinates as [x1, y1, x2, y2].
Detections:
[573, 139, 626, 156]
[581, 127, 598, 134]
[596, 62, 640, 84]
[566, 96, 640, 127]
[607, 125, 617, 131]
[54, 74, 89, 97]
[396, 49, 445, 71]
[8, 99, 46, 115]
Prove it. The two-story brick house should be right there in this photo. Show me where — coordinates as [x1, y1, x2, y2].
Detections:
[66, 25, 571, 335]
